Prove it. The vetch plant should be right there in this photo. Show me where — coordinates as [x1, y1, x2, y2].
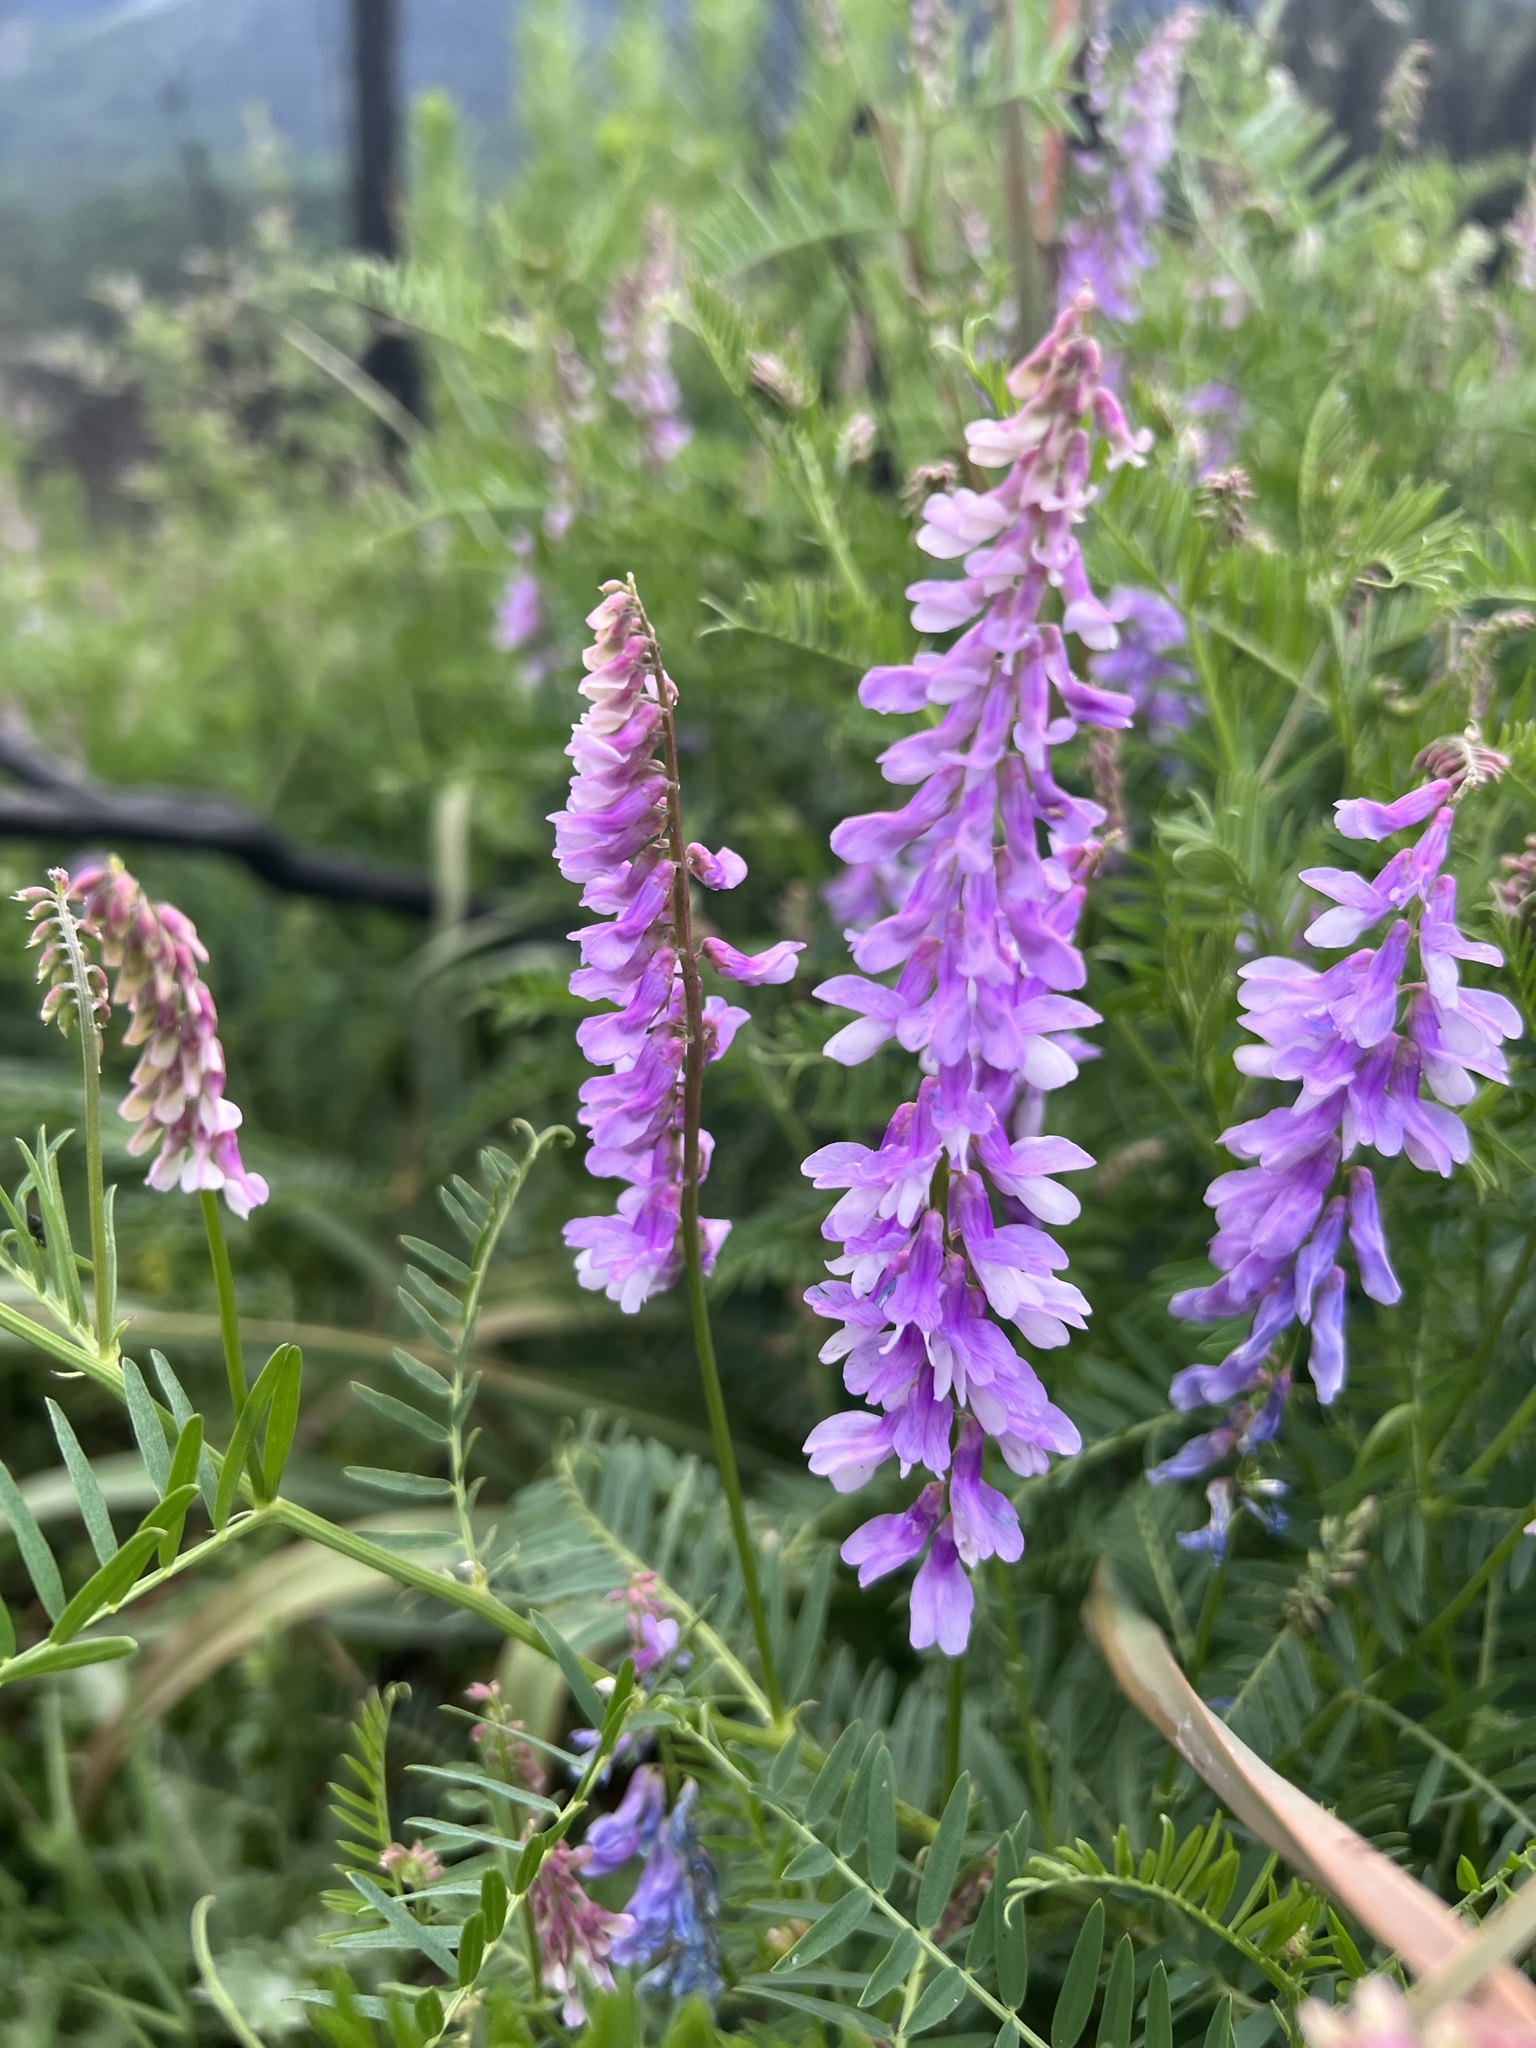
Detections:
[1157, 754, 1521, 1502]
[552, 573, 801, 1712]
[805, 295, 1152, 1652]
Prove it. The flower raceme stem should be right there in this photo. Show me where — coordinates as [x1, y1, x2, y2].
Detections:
[806, 294, 1155, 1655]
[551, 575, 799, 1715]
[1156, 765, 1521, 1501]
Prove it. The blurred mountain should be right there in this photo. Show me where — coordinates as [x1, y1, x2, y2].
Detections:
[0, 0, 516, 194]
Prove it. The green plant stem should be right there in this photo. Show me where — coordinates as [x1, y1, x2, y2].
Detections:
[201, 1192, 246, 1419]
[55, 881, 111, 1358]
[942, 1651, 965, 1804]
[1469, 1380, 1536, 1482]
[639, 580, 784, 1723]
[995, 0, 1042, 349]
[201, 1190, 267, 1499]
[1186, 1561, 1227, 1689]
[1391, 1493, 1536, 1673]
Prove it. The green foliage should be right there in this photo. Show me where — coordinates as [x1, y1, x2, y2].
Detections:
[1, 0, 1536, 2041]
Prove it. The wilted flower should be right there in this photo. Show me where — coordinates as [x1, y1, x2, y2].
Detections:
[529, 1842, 635, 2027]
[1176, 1472, 1287, 1563]
[806, 296, 1158, 1651]
[749, 351, 809, 413]
[1283, 1497, 1376, 1632]
[1180, 381, 1244, 478]
[379, 1840, 443, 1890]
[1494, 835, 1536, 928]
[551, 580, 801, 1312]
[1378, 40, 1432, 154]
[464, 1681, 547, 1792]
[837, 411, 879, 472]
[19, 860, 270, 1218]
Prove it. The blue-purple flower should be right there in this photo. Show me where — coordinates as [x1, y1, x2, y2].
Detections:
[1091, 587, 1195, 740]
[584, 1768, 722, 2003]
[805, 297, 1157, 1652]
[1162, 773, 1519, 1471]
[551, 581, 802, 1311]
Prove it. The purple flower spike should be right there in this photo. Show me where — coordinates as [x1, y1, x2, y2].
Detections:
[804, 298, 1151, 1652]
[1164, 774, 1518, 1479]
[552, 581, 789, 1311]
[1058, 8, 1201, 327]
[601, 208, 690, 467]
[529, 1843, 634, 2027]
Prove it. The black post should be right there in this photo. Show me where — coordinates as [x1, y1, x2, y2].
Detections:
[349, 0, 424, 425]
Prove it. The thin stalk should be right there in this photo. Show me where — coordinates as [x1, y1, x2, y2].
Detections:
[201, 1190, 266, 1498]
[631, 580, 784, 1722]
[942, 1651, 965, 1803]
[1186, 1559, 1227, 1689]
[54, 881, 111, 1358]
[996, 0, 1042, 349]
[992, 1558, 1052, 1841]
[200, 1192, 247, 1418]
[1393, 1493, 1536, 1670]
[1469, 1379, 1536, 1483]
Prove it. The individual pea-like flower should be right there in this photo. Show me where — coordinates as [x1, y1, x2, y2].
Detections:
[19, 860, 270, 1218]
[529, 1842, 635, 2027]
[1160, 772, 1519, 1474]
[605, 1569, 687, 1675]
[1058, 8, 1201, 324]
[1176, 1472, 1287, 1563]
[378, 1840, 443, 1890]
[806, 295, 1157, 1653]
[551, 580, 802, 1312]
